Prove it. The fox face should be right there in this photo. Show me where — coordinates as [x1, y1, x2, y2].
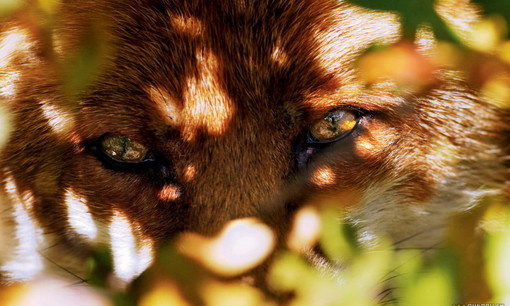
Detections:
[0, 0, 507, 285]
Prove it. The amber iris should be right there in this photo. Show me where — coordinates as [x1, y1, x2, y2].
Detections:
[100, 134, 152, 163]
[309, 109, 358, 142]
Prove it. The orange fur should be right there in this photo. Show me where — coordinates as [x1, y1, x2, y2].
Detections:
[0, 0, 508, 286]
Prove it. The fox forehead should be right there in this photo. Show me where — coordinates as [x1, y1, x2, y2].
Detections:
[77, 0, 401, 134]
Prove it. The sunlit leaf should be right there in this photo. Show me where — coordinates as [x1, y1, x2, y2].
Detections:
[287, 206, 321, 253]
[347, 0, 458, 42]
[340, 241, 392, 306]
[139, 278, 190, 306]
[268, 251, 311, 292]
[447, 200, 492, 302]
[499, 40, 510, 64]
[269, 251, 345, 306]
[36, 0, 60, 15]
[0, 279, 112, 306]
[466, 16, 507, 52]
[431, 41, 466, 68]
[201, 281, 270, 306]
[481, 75, 510, 108]
[398, 250, 457, 306]
[472, 0, 510, 38]
[0, 0, 25, 18]
[133, 245, 207, 306]
[403, 268, 455, 305]
[485, 205, 510, 304]
[356, 42, 437, 93]
[178, 218, 275, 277]
[318, 204, 357, 261]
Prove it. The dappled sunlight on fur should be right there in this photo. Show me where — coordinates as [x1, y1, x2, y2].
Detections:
[0, 1, 507, 303]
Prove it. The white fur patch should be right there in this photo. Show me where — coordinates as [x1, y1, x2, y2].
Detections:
[40, 102, 74, 135]
[1, 175, 44, 281]
[65, 189, 98, 242]
[109, 211, 153, 283]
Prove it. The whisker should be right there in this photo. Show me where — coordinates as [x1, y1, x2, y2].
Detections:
[377, 286, 396, 300]
[379, 298, 399, 305]
[394, 245, 441, 251]
[70, 280, 88, 286]
[379, 272, 400, 284]
[38, 242, 61, 252]
[39, 253, 87, 283]
[393, 225, 443, 247]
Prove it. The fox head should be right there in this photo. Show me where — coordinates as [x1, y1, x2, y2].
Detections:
[0, 0, 508, 284]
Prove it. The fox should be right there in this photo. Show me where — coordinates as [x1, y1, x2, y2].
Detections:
[0, 0, 508, 294]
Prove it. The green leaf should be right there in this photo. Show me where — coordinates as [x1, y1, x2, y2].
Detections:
[319, 205, 358, 261]
[397, 249, 458, 306]
[61, 21, 109, 100]
[485, 205, 510, 302]
[347, 0, 460, 42]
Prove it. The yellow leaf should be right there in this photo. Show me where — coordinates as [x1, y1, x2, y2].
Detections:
[140, 279, 190, 306]
[36, 0, 60, 15]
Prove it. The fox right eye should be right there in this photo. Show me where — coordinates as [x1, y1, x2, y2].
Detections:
[308, 108, 361, 144]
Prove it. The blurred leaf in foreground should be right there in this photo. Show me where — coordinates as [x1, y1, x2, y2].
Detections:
[60, 20, 110, 100]
[287, 205, 322, 253]
[318, 203, 358, 261]
[269, 203, 392, 306]
[0, 0, 25, 18]
[139, 278, 190, 306]
[200, 280, 271, 306]
[36, 0, 60, 15]
[347, 0, 458, 42]
[0, 279, 112, 306]
[473, 0, 510, 38]
[178, 218, 275, 277]
[484, 203, 510, 304]
[465, 15, 507, 52]
[396, 249, 457, 306]
[356, 42, 437, 93]
[133, 246, 205, 306]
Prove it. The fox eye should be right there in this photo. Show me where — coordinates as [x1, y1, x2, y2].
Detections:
[100, 134, 154, 163]
[309, 109, 360, 143]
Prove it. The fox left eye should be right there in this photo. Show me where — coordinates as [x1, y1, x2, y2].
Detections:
[308, 108, 360, 143]
[100, 134, 154, 163]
